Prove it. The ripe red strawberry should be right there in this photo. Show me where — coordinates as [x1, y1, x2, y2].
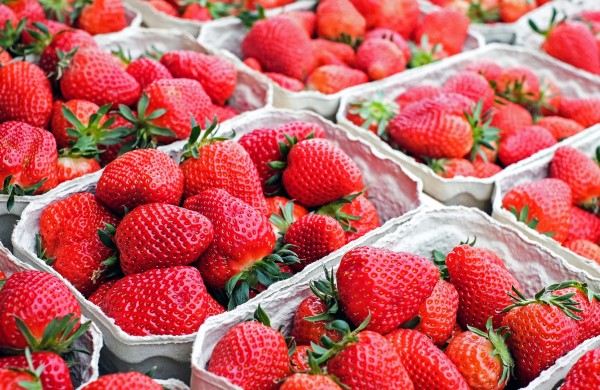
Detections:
[98, 113, 133, 166]
[501, 285, 581, 384]
[336, 194, 380, 242]
[499, 0, 535, 22]
[243, 57, 262, 71]
[238, 121, 325, 194]
[336, 246, 439, 334]
[148, 0, 178, 15]
[473, 158, 503, 178]
[347, 93, 399, 137]
[567, 206, 600, 243]
[242, 15, 316, 81]
[442, 71, 495, 111]
[413, 280, 458, 346]
[125, 57, 173, 90]
[565, 239, 600, 263]
[356, 38, 407, 81]
[266, 196, 308, 233]
[536, 116, 583, 141]
[307, 65, 369, 94]
[281, 374, 342, 390]
[445, 319, 514, 390]
[386, 328, 468, 389]
[558, 97, 600, 128]
[96, 149, 184, 215]
[281, 10, 315, 36]
[429, 158, 476, 178]
[211, 104, 238, 122]
[538, 76, 562, 115]
[445, 244, 521, 330]
[265, 72, 305, 92]
[364, 28, 411, 59]
[208, 314, 290, 389]
[0, 121, 58, 205]
[0, 4, 16, 27]
[60, 47, 141, 108]
[114, 203, 214, 275]
[394, 85, 441, 109]
[181, 3, 211, 21]
[289, 345, 311, 371]
[88, 279, 118, 306]
[495, 66, 540, 104]
[0, 368, 40, 389]
[4, 0, 44, 22]
[160, 50, 237, 106]
[56, 157, 101, 184]
[0, 352, 73, 390]
[561, 349, 600, 390]
[100, 266, 223, 336]
[81, 372, 162, 389]
[551, 283, 600, 344]
[291, 295, 342, 346]
[77, 0, 127, 35]
[312, 39, 356, 67]
[0, 271, 83, 351]
[375, 0, 419, 39]
[0, 61, 53, 128]
[51, 99, 106, 149]
[550, 146, 600, 205]
[0, 50, 11, 65]
[316, 0, 366, 41]
[414, 9, 470, 56]
[498, 125, 556, 166]
[465, 60, 502, 83]
[179, 121, 268, 214]
[0, 270, 5, 280]
[39, 29, 98, 76]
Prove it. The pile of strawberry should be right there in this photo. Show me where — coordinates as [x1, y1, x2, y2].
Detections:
[429, 0, 551, 23]
[530, 9, 600, 76]
[35, 119, 381, 335]
[346, 59, 599, 179]
[207, 243, 600, 389]
[502, 145, 600, 263]
[238, 0, 471, 94]
[0, 269, 93, 389]
[143, 0, 295, 22]
[82, 372, 173, 389]
[0, 7, 243, 210]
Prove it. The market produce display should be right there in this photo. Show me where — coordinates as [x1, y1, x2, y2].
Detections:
[428, 0, 553, 23]
[140, 0, 295, 21]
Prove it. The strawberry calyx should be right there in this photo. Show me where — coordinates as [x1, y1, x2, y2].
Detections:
[265, 132, 312, 195]
[237, 4, 266, 28]
[408, 35, 441, 69]
[53, 47, 78, 80]
[181, 116, 233, 162]
[467, 317, 514, 386]
[546, 280, 600, 303]
[39, 0, 91, 25]
[180, 0, 236, 19]
[0, 19, 26, 57]
[426, 158, 450, 176]
[1, 176, 47, 212]
[466, 0, 499, 23]
[502, 285, 583, 320]
[495, 76, 537, 108]
[308, 314, 371, 366]
[111, 45, 132, 66]
[5, 348, 43, 390]
[528, 8, 565, 38]
[18, 22, 56, 56]
[431, 249, 449, 280]
[508, 204, 556, 237]
[335, 33, 362, 50]
[347, 92, 398, 139]
[305, 267, 342, 323]
[96, 222, 123, 281]
[269, 200, 295, 236]
[316, 192, 363, 232]
[466, 100, 499, 162]
[35, 234, 55, 265]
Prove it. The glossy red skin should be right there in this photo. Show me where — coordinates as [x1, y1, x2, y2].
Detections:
[21, 19, 68, 44]
[144, 78, 213, 142]
[550, 146, 600, 205]
[115, 203, 214, 275]
[442, 71, 495, 112]
[561, 349, 600, 389]
[183, 189, 276, 289]
[181, 4, 211, 21]
[559, 97, 600, 128]
[0, 369, 37, 388]
[77, 0, 127, 35]
[0, 271, 81, 349]
[445, 331, 507, 390]
[495, 67, 541, 102]
[435, 158, 476, 179]
[87, 279, 119, 306]
[498, 126, 557, 166]
[364, 28, 411, 60]
[502, 302, 579, 385]
[81, 372, 162, 389]
[374, 0, 419, 39]
[502, 178, 572, 243]
[283, 138, 364, 208]
[499, 0, 535, 22]
[280, 10, 315, 36]
[0, 62, 53, 127]
[446, 244, 521, 330]
[394, 85, 441, 110]
[567, 206, 600, 243]
[340, 195, 380, 242]
[56, 156, 102, 184]
[126, 57, 173, 90]
[386, 328, 468, 390]
[465, 60, 503, 83]
[147, 0, 177, 15]
[553, 287, 600, 344]
[312, 39, 356, 67]
[265, 72, 305, 92]
[51, 99, 104, 149]
[60, 47, 141, 108]
[5, 0, 44, 22]
[565, 239, 600, 263]
[316, 0, 366, 40]
[356, 38, 406, 81]
[328, 331, 414, 390]
[211, 105, 238, 123]
[307, 65, 369, 94]
[473, 159, 503, 178]
[0, 5, 16, 28]
[237, 121, 325, 193]
[414, 9, 469, 55]
[336, 246, 439, 334]
[243, 57, 262, 71]
[100, 266, 223, 336]
[40, 193, 119, 295]
[96, 149, 184, 215]
[281, 374, 342, 390]
[180, 140, 268, 214]
[542, 21, 600, 75]
[289, 345, 312, 371]
[0, 352, 73, 390]
[490, 100, 534, 140]
[160, 51, 237, 106]
[536, 116, 584, 141]
[0, 270, 5, 280]
[414, 280, 458, 346]
[290, 295, 343, 346]
[40, 29, 97, 76]
[208, 321, 290, 390]
[0, 121, 58, 194]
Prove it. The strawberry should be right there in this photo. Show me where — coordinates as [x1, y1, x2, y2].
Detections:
[265, 72, 305, 92]
[375, 0, 419, 39]
[290, 284, 342, 345]
[114, 203, 214, 275]
[347, 93, 399, 137]
[567, 206, 600, 243]
[81, 372, 162, 389]
[561, 349, 600, 389]
[445, 319, 514, 390]
[558, 97, 600, 128]
[550, 146, 600, 205]
[39, 29, 98, 76]
[0, 50, 11, 65]
[181, 3, 211, 21]
[87, 279, 118, 306]
[280, 10, 315, 36]
[0, 352, 73, 390]
[348, 0, 380, 28]
[211, 104, 238, 122]
[95, 149, 184, 215]
[565, 239, 600, 263]
[50, 99, 106, 149]
[307, 65, 369, 94]
[160, 50, 237, 106]
[0, 368, 40, 389]
[281, 374, 342, 390]
[0, 121, 58, 210]
[473, 158, 502, 178]
[125, 57, 173, 90]
[551, 282, 600, 344]
[428, 158, 476, 178]
[495, 66, 540, 105]
[208, 308, 290, 389]
[99, 266, 223, 336]
[364, 28, 411, 60]
[98, 113, 133, 166]
[316, 0, 365, 41]
[465, 60, 502, 83]
[356, 38, 406, 81]
[536, 116, 584, 141]
[538, 76, 562, 115]
[501, 285, 581, 385]
[336, 246, 439, 334]
[0, 270, 5, 280]
[0, 4, 16, 27]
[444, 243, 521, 330]
[266, 196, 308, 232]
[40, 192, 119, 295]
[0, 270, 86, 353]
[412, 280, 458, 346]
[498, 125, 556, 166]
[241, 15, 316, 81]
[243, 57, 262, 71]
[179, 120, 268, 214]
[147, 0, 178, 15]
[60, 47, 141, 108]
[312, 39, 356, 67]
[386, 328, 468, 389]
[289, 345, 311, 371]
[4, 0, 44, 22]
[56, 157, 101, 184]
[237, 121, 325, 194]
[77, 0, 127, 35]
[335, 194, 380, 242]
[0, 61, 53, 128]
[414, 9, 470, 56]
[394, 85, 441, 110]
[442, 71, 495, 112]
[499, 0, 535, 22]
